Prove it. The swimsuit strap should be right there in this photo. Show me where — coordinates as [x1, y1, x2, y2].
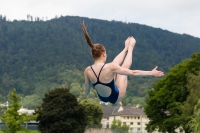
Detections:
[90, 66, 98, 78]
[90, 64, 106, 80]
[97, 64, 106, 79]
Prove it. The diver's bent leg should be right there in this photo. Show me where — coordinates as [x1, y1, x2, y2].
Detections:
[112, 37, 130, 65]
[112, 48, 128, 81]
[115, 74, 128, 104]
[112, 48, 128, 65]
[114, 46, 134, 104]
[121, 46, 134, 69]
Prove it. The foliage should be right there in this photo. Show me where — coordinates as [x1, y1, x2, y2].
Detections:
[0, 94, 6, 102]
[0, 89, 37, 133]
[122, 96, 146, 107]
[144, 53, 200, 133]
[69, 82, 101, 104]
[180, 71, 200, 132]
[188, 99, 200, 133]
[111, 119, 129, 133]
[35, 88, 87, 133]
[0, 106, 7, 115]
[186, 72, 200, 133]
[0, 131, 39, 133]
[20, 94, 42, 109]
[79, 99, 103, 125]
[0, 16, 200, 105]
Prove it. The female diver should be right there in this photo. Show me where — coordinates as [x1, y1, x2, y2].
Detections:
[81, 23, 164, 105]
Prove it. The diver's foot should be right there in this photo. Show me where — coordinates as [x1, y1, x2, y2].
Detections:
[129, 36, 136, 48]
[125, 37, 130, 51]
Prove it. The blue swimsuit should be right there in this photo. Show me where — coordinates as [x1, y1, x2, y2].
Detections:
[90, 64, 119, 104]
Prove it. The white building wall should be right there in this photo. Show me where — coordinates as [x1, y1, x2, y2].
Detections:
[109, 115, 149, 133]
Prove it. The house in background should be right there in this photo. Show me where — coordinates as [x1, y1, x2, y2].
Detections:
[101, 105, 127, 128]
[101, 106, 145, 130]
[101, 105, 148, 133]
[109, 107, 149, 133]
[18, 107, 35, 115]
[101, 105, 184, 133]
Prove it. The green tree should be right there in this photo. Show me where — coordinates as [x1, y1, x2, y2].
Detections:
[79, 99, 103, 125]
[35, 88, 87, 133]
[0, 94, 6, 102]
[70, 83, 83, 97]
[0, 106, 7, 116]
[145, 53, 200, 133]
[1, 16, 200, 98]
[188, 99, 200, 133]
[111, 119, 129, 133]
[20, 94, 42, 109]
[180, 72, 200, 131]
[0, 89, 37, 133]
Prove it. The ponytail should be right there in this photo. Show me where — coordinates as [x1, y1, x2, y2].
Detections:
[80, 22, 105, 59]
[80, 22, 94, 49]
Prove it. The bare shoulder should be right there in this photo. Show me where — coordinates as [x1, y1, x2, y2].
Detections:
[85, 66, 91, 71]
[107, 62, 118, 67]
[84, 66, 91, 74]
[106, 62, 115, 66]
[105, 62, 118, 71]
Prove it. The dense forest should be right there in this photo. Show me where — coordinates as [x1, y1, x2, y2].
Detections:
[0, 15, 200, 107]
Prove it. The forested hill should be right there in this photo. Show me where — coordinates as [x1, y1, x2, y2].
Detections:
[0, 15, 200, 99]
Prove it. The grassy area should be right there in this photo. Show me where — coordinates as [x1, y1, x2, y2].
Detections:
[0, 131, 40, 133]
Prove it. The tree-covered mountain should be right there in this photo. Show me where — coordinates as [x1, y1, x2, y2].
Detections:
[0, 15, 200, 106]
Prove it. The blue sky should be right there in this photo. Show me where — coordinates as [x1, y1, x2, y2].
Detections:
[1, 0, 200, 38]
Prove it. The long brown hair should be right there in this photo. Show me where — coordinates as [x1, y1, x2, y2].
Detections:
[80, 22, 105, 59]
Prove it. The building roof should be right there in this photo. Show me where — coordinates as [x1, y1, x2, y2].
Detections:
[101, 105, 132, 118]
[111, 107, 146, 116]
[18, 108, 35, 115]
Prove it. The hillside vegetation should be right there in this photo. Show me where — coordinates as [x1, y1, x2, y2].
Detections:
[0, 15, 200, 106]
